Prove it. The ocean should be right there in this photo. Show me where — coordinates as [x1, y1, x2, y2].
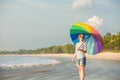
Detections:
[0, 56, 59, 69]
[0, 56, 120, 80]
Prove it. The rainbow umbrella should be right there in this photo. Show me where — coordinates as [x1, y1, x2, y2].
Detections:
[70, 22, 104, 55]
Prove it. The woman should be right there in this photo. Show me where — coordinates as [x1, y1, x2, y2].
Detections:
[72, 34, 87, 80]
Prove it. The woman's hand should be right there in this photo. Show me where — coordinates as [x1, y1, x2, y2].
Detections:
[72, 53, 77, 62]
[72, 58, 75, 62]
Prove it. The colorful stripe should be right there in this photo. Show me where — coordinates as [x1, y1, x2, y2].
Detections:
[70, 22, 103, 55]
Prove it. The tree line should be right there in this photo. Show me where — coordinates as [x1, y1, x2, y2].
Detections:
[0, 31, 120, 54]
[0, 44, 75, 54]
[103, 31, 120, 50]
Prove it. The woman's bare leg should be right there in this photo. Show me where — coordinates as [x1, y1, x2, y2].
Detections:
[78, 65, 85, 80]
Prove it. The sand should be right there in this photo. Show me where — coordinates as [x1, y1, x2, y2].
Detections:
[1, 52, 120, 61]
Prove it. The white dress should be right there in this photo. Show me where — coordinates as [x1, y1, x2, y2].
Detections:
[75, 42, 87, 59]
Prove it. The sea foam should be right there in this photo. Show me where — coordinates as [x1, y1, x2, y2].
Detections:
[0, 56, 60, 69]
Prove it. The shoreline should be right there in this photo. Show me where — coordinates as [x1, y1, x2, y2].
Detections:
[0, 52, 120, 61]
[0, 55, 120, 80]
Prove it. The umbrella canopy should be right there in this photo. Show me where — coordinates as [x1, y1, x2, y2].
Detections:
[70, 22, 104, 55]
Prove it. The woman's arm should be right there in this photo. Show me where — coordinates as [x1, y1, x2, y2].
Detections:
[77, 43, 87, 53]
[77, 49, 86, 53]
[72, 53, 77, 62]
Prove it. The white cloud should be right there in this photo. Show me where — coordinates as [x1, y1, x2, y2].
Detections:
[72, 0, 93, 10]
[85, 16, 103, 29]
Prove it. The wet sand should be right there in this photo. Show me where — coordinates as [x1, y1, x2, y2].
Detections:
[0, 56, 120, 80]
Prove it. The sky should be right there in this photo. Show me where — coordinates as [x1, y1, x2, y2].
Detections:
[0, 0, 120, 51]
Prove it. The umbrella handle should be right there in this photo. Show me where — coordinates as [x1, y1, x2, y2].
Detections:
[78, 42, 84, 49]
[78, 35, 90, 49]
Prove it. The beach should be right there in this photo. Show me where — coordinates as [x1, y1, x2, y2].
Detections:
[1, 52, 120, 60]
[0, 52, 120, 80]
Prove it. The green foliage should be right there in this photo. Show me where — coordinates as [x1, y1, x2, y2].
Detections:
[103, 31, 120, 50]
[0, 44, 75, 54]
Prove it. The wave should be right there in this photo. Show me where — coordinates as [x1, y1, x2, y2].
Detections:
[0, 60, 60, 69]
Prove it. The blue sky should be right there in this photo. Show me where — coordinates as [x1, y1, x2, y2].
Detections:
[0, 0, 120, 50]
